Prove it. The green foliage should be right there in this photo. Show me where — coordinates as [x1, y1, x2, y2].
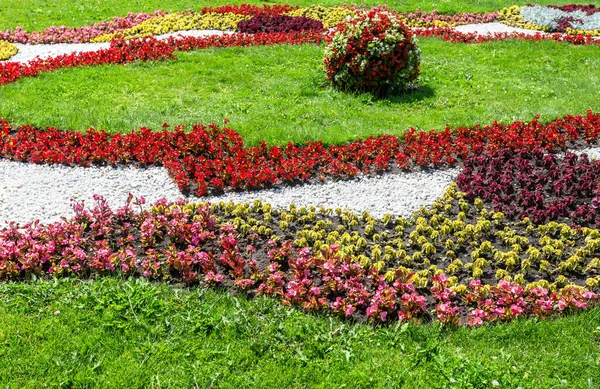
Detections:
[0, 277, 599, 387]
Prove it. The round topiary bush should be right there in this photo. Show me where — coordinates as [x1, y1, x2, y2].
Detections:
[324, 8, 420, 96]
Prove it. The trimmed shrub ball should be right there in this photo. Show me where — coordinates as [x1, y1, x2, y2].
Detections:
[324, 8, 420, 97]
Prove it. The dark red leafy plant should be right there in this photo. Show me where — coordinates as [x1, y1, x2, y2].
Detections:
[548, 4, 600, 15]
[237, 14, 323, 33]
[457, 147, 600, 227]
[3, 112, 600, 196]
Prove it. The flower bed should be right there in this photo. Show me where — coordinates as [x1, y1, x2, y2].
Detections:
[2, 112, 600, 196]
[498, 4, 600, 35]
[1, 184, 597, 326]
[0, 11, 167, 44]
[0, 3, 587, 45]
[458, 147, 600, 227]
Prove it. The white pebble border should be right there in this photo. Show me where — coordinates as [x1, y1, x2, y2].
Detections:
[0, 158, 458, 227]
[8, 30, 230, 64]
[453, 22, 542, 36]
[2, 147, 600, 227]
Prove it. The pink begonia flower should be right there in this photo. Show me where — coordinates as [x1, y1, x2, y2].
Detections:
[510, 304, 524, 316]
[380, 311, 388, 322]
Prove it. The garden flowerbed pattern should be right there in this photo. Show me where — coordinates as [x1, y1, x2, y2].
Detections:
[1, 4, 600, 327]
[1, 184, 598, 327]
[0, 3, 597, 54]
[2, 113, 600, 326]
[498, 4, 600, 35]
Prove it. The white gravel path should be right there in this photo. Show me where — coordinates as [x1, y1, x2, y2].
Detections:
[454, 22, 543, 36]
[0, 158, 459, 227]
[3, 146, 599, 227]
[9, 42, 111, 64]
[7, 30, 230, 64]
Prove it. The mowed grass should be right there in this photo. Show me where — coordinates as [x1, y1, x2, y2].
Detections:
[1, 38, 599, 145]
[1, 277, 599, 388]
[0, 0, 591, 31]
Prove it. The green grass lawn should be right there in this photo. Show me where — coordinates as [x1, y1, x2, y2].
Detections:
[0, 0, 592, 31]
[1, 38, 599, 146]
[1, 277, 599, 388]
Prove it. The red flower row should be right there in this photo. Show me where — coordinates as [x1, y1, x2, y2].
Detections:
[414, 26, 600, 45]
[2, 111, 600, 196]
[0, 31, 324, 87]
[2, 26, 597, 88]
[0, 37, 176, 86]
[200, 3, 300, 16]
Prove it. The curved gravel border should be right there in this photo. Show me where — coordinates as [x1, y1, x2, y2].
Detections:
[3, 147, 600, 227]
[0, 158, 459, 227]
[453, 22, 543, 35]
[7, 30, 231, 64]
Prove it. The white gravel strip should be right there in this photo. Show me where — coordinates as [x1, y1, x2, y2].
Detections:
[0, 161, 183, 227]
[454, 22, 544, 36]
[2, 147, 600, 227]
[9, 42, 111, 64]
[202, 168, 460, 218]
[6, 30, 231, 64]
[0, 158, 459, 227]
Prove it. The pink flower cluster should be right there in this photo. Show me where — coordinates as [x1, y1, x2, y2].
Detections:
[400, 9, 498, 26]
[465, 279, 596, 326]
[1, 199, 596, 326]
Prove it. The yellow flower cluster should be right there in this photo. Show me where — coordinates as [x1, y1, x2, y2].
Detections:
[566, 27, 600, 36]
[285, 5, 356, 28]
[401, 18, 454, 28]
[0, 40, 18, 61]
[92, 11, 249, 42]
[496, 6, 550, 32]
[200, 183, 600, 295]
